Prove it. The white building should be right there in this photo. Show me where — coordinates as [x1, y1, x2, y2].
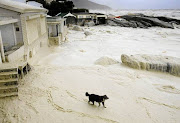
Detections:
[47, 17, 68, 45]
[0, 0, 48, 63]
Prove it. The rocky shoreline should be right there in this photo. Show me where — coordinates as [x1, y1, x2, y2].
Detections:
[108, 14, 180, 29]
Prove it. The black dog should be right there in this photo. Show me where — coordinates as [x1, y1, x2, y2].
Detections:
[85, 92, 109, 108]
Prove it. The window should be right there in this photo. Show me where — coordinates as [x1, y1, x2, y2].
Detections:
[16, 27, 19, 31]
[79, 16, 83, 18]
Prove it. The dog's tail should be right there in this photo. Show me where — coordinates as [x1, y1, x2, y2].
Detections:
[85, 92, 90, 96]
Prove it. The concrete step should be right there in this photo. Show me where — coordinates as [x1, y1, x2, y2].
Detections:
[0, 63, 31, 98]
[0, 68, 17, 73]
[0, 74, 18, 80]
[0, 85, 18, 90]
[0, 71, 17, 76]
[0, 81, 18, 87]
[0, 92, 18, 98]
[0, 78, 18, 83]
[0, 87, 18, 94]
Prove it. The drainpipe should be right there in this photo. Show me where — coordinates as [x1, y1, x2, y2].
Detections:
[0, 31, 5, 63]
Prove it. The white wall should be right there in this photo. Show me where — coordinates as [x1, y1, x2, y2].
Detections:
[40, 17, 46, 35]
[0, 51, 2, 64]
[78, 15, 91, 19]
[26, 18, 39, 44]
[7, 45, 24, 62]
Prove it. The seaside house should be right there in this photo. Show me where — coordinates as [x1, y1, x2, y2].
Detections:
[64, 13, 76, 25]
[0, 0, 48, 63]
[56, 12, 77, 25]
[47, 16, 68, 45]
[73, 12, 108, 25]
[73, 13, 92, 25]
[94, 13, 108, 24]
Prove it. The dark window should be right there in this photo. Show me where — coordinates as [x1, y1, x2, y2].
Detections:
[16, 27, 19, 31]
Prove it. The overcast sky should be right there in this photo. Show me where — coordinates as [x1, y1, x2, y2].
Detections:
[90, 0, 180, 9]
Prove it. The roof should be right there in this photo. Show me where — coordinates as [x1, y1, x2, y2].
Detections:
[73, 12, 91, 15]
[47, 16, 66, 24]
[0, 0, 47, 13]
[64, 13, 76, 18]
[0, 18, 18, 25]
[95, 13, 106, 15]
[56, 12, 68, 17]
[27, 1, 43, 8]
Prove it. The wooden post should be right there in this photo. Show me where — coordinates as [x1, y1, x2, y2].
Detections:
[0, 31, 5, 63]
[26, 64, 28, 74]
[20, 67, 24, 79]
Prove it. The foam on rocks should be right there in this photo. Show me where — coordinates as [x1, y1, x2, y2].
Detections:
[84, 21, 95, 27]
[84, 31, 92, 36]
[121, 54, 180, 77]
[94, 56, 119, 66]
[72, 26, 83, 31]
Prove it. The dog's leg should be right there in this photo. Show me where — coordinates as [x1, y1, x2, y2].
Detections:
[102, 102, 106, 108]
[92, 101, 94, 105]
[98, 102, 101, 107]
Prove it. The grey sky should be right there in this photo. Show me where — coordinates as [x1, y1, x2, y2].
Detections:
[90, 0, 180, 9]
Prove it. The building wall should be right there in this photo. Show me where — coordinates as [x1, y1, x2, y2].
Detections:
[40, 17, 46, 35]
[0, 52, 2, 64]
[6, 45, 24, 62]
[49, 36, 61, 45]
[0, 24, 16, 51]
[60, 22, 64, 33]
[0, 8, 23, 44]
[77, 15, 91, 19]
[65, 17, 76, 25]
[26, 18, 39, 44]
[96, 15, 108, 19]
[21, 14, 48, 60]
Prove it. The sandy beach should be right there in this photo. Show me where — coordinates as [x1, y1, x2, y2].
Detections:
[0, 25, 180, 123]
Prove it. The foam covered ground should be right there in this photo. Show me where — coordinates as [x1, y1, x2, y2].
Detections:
[0, 24, 180, 123]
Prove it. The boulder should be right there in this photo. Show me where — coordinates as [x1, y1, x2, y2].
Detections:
[121, 15, 174, 29]
[72, 26, 83, 31]
[121, 54, 180, 77]
[107, 20, 118, 26]
[95, 56, 119, 66]
[84, 31, 92, 36]
[84, 21, 95, 27]
[108, 14, 179, 29]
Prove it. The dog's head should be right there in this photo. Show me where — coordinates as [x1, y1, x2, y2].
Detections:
[103, 95, 109, 100]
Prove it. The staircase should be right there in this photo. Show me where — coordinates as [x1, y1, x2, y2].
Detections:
[0, 68, 18, 98]
[0, 62, 31, 98]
